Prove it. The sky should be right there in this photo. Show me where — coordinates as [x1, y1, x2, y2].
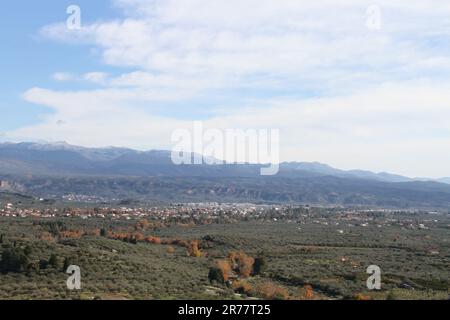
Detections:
[1, 0, 450, 178]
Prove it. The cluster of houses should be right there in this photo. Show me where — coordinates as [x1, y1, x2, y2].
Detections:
[0, 201, 285, 223]
[0, 200, 446, 233]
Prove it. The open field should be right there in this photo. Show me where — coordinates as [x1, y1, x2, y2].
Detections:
[0, 208, 448, 300]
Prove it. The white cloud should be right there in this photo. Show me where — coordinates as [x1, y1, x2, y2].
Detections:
[52, 71, 110, 85]
[6, 82, 450, 178]
[6, 0, 450, 177]
[52, 72, 76, 82]
[83, 72, 109, 84]
[39, 0, 450, 95]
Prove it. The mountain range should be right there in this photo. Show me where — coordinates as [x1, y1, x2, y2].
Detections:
[1, 142, 450, 208]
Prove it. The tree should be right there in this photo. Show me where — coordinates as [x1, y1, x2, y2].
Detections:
[253, 254, 267, 275]
[133, 232, 145, 242]
[216, 260, 231, 282]
[237, 254, 254, 278]
[296, 285, 315, 300]
[62, 257, 73, 272]
[58, 230, 83, 239]
[208, 267, 225, 283]
[24, 245, 32, 256]
[187, 240, 202, 257]
[48, 254, 59, 269]
[228, 251, 254, 278]
[0, 246, 30, 274]
[136, 219, 150, 230]
[39, 259, 49, 270]
[145, 236, 162, 244]
[88, 229, 101, 237]
[39, 231, 55, 243]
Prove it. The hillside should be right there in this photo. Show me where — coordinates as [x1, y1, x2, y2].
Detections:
[1, 142, 450, 208]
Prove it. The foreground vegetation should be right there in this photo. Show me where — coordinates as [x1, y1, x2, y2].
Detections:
[0, 212, 448, 300]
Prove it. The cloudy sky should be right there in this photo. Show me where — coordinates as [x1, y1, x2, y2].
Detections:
[1, 0, 450, 178]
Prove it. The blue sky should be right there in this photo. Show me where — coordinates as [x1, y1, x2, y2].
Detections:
[0, 1, 115, 130]
[1, 0, 450, 177]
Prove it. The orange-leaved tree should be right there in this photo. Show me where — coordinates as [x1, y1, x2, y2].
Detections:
[296, 285, 315, 300]
[187, 240, 202, 257]
[216, 259, 232, 282]
[228, 251, 255, 278]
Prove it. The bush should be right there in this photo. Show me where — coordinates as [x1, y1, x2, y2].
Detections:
[354, 293, 371, 300]
[0, 246, 31, 274]
[39, 259, 49, 270]
[187, 241, 202, 258]
[254, 281, 289, 300]
[253, 255, 267, 275]
[232, 280, 252, 294]
[100, 228, 108, 237]
[208, 267, 225, 284]
[62, 257, 73, 272]
[296, 285, 315, 300]
[48, 254, 59, 269]
[167, 246, 175, 254]
[216, 260, 231, 282]
[228, 251, 254, 278]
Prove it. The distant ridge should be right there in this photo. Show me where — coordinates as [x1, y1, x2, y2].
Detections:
[0, 142, 446, 183]
[1, 142, 450, 207]
[437, 177, 450, 184]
